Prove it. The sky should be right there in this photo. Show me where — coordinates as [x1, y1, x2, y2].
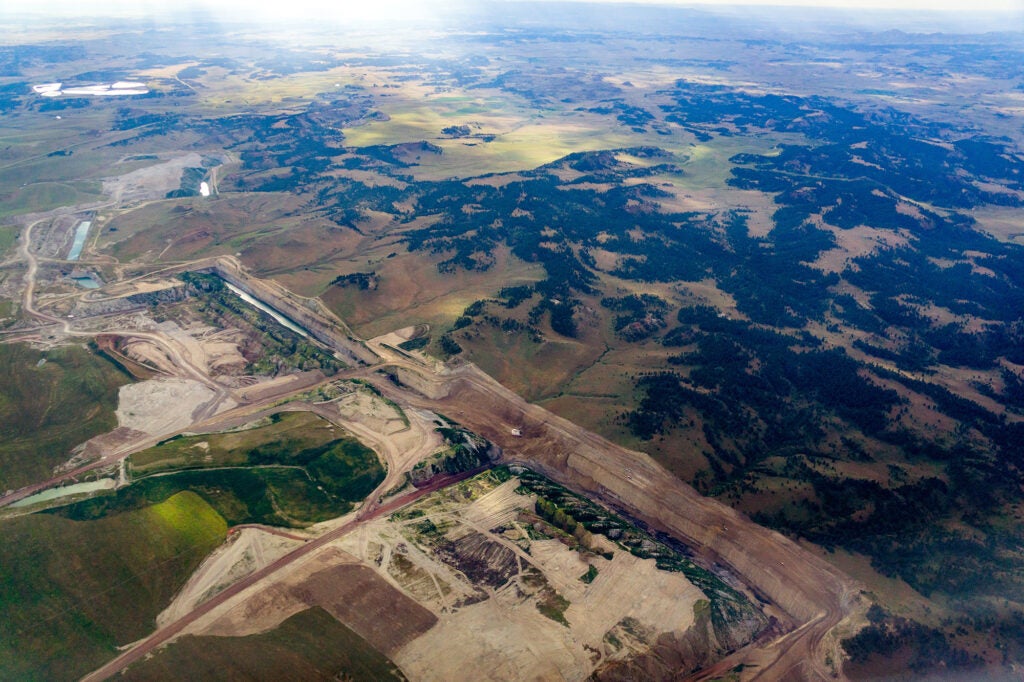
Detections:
[4, 0, 1021, 21]
[554, 0, 1019, 7]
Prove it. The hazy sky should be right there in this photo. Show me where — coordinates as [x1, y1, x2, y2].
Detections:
[555, 0, 1021, 7]
[4, 0, 1021, 20]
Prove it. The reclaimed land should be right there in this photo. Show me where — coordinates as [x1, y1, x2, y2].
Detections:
[62, 411, 385, 527]
[0, 491, 226, 681]
[120, 607, 407, 681]
[0, 343, 130, 492]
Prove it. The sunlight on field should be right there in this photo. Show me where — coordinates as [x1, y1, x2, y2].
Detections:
[341, 94, 523, 146]
[972, 206, 1024, 246]
[663, 134, 792, 191]
[200, 66, 365, 108]
[470, 122, 638, 167]
[323, 247, 544, 338]
[341, 94, 798, 181]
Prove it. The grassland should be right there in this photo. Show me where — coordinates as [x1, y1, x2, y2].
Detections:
[459, 319, 606, 402]
[342, 94, 668, 180]
[0, 491, 227, 681]
[0, 181, 104, 220]
[100, 193, 309, 263]
[62, 411, 385, 527]
[0, 224, 20, 257]
[121, 607, 407, 681]
[131, 411, 335, 475]
[0, 107, 189, 203]
[2, 21, 1020, 678]
[0, 343, 131, 492]
[322, 247, 545, 339]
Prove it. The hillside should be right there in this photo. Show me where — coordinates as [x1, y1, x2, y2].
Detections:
[0, 492, 226, 680]
[0, 4, 1023, 678]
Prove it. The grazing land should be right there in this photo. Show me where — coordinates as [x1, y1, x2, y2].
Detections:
[0, 492, 226, 681]
[62, 411, 385, 527]
[0, 343, 130, 492]
[121, 607, 406, 681]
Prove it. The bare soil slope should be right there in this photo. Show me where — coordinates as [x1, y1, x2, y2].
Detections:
[372, 358, 861, 679]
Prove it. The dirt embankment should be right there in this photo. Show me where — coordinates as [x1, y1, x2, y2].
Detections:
[102, 153, 205, 205]
[384, 479, 709, 681]
[157, 527, 304, 628]
[207, 257, 379, 366]
[368, 360, 861, 679]
[72, 282, 189, 317]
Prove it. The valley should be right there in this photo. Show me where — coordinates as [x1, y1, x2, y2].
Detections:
[1, 4, 1023, 680]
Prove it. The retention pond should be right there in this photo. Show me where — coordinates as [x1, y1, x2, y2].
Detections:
[67, 220, 91, 261]
[11, 478, 116, 508]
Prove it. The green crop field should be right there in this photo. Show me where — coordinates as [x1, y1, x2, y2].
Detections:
[0, 343, 131, 491]
[0, 491, 226, 681]
[121, 607, 406, 681]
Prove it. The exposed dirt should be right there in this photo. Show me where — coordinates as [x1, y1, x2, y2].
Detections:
[235, 371, 325, 402]
[115, 378, 217, 436]
[117, 337, 183, 376]
[311, 384, 445, 505]
[195, 547, 437, 656]
[373, 326, 422, 350]
[21, 244, 858, 682]
[157, 527, 303, 628]
[55, 426, 150, 474]
[102, 153, 204, 206]
[96, 278, 183, 299]
[139, 466, 713, 680]
[400, 591, 583, 680]
[337, 476, 707, 681]
[360, 349, 860, 680]
[116, 318, 253, 380]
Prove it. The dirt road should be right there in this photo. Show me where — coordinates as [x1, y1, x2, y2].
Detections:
[10, 215, 858, 679]
[363, 347, 860, 680]
[79, 469, 480, 682]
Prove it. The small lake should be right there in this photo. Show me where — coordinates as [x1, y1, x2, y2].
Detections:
[11, 478, 115, 508]
[67, 220, 91, 261]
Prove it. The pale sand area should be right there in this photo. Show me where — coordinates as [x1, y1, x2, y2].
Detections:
[115, 378, 216, 435]
[157, 528, 303, 628]
[355, 479, 705, 681]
